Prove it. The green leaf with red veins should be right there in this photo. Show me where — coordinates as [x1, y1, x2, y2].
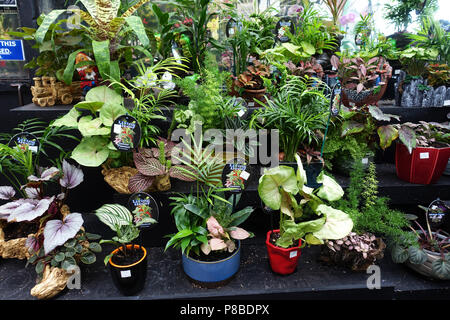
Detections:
[377, 125, 399, 150]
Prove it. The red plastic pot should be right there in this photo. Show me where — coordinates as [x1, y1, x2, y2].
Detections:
[266, 230, 302, 275]
[395, 143, 450, 184]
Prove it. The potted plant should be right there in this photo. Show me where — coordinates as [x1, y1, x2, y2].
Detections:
[233, 60, 271, 107]
[128, 139, 196, 193]
[331, 54, 393, 107]
[394, 121, 450, 184]
[164, 133, 254, 286]
[95, 203, 157, 296]
[0, 157, 101, 299]
[258, 154, 354, 275]
[391, 208, 450, 280]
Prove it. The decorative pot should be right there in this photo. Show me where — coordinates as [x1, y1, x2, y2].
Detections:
[241, 88, 267, 108]
[182, 240, 241, 286]
[108, 244, 148, 296]
[404, 232, 450, 280]
[266, 230, 302, 275]
[342, 79, 389, 108]
[395, 143, 450, 184]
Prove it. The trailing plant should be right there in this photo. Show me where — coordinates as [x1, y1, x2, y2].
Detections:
[0, 159, 101, 280]
[95, 204, 156, 265]
[258, 154, 353, 248]
[128, 139, 196, 193]
[252, 76, 329, 162]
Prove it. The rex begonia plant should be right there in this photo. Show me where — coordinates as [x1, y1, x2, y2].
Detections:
[0, 159, 101, 279]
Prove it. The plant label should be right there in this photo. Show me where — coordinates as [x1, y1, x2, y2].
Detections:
[395, 69, 401, 75]
[419, 152, 429, 159]
[120, 270, 131, 278]
[290, 251, 298, 258]
[127, 192, 159, 229]
[222, 158, 251, 193]
[248, 101, 255, 107]
[275, 17, 295, 43]
[362, 158, 368, 164]
[237, 109, 245, 118]
[8, 132, 39, 154]
[110, 115, 141, 152]
[444, 100, 450, 106]
[0, 0, 17, 7]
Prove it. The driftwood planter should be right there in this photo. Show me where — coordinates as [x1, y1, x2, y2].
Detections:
[0, 221, 31, 260]
[30, 265, 71, 300]
[101, 166, 138, 194]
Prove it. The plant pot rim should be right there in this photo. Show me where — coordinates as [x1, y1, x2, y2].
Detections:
[266, 229, 301, 252]
[399, 143, 450, 151]
[109, 244, 147, 269]
[244, 87, 266, 93]
[183, 240, 241, 264]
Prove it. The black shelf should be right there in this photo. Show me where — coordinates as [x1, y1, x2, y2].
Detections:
[1, 243, 449, 300]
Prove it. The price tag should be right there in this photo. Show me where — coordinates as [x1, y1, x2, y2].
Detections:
[290, 251, 298, 258]
[110, 115, 141, 152]
[248, 101, 255, 107]
[240, 170, 250, 181]
[362, 158, 368, 164]
[444, 100, 450, 106]
[420, 152, 429, 159]
[120, 270, 131, 278]
[127, 192, 159, 230]
[237, 109, 245, 118]
[395, 69, 401, 75]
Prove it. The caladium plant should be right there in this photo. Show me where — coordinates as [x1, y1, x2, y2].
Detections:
[0, 159, 101, 279]
[129, 139, 196, 193]
[258, 154, 353, 248]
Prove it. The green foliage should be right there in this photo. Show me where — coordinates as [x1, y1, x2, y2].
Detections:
[253, 76, 329, 161]
[336, 160, 413, 247]
[384, 0, 438, 31]
[399, 46, 439, 76]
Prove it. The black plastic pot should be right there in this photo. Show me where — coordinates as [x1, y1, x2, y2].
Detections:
[304, 162, 324, 188]
[108, 244, 147, 296]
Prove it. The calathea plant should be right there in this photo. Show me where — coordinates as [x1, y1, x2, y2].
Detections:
[258, 154, 353, 248]
[129, 139, 196, 193]
[95, 204, 156, 265]
[0, 160, 101, 280]
[52, 86, 128, 167]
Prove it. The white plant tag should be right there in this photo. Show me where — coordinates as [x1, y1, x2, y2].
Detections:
[237, 109, 245, 117]
[248, 102, 255, 107]
[362, 158, 368, 164]
[229, 29, 235, 35]
[444, 100, 450, 106]
[29, 146, 38, 152]
[420, 152, 429, 159]
[395, 69, 401, 75]
[120, 270, 131, 278]
[113, 124, 122, 134]
[290, 251, 298, 259]
[240, 170, 250, 180]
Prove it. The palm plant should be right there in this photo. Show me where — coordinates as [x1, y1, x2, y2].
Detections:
[254, 76, 330, 162]
[322, 0, 348, 27]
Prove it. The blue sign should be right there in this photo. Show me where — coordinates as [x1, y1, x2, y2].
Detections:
[0, 40, 25, 61]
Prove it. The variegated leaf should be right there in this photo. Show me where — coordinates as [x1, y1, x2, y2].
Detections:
[128, 173, 155, 193]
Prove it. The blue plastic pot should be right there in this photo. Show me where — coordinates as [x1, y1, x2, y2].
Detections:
[182, 241, 241, 283]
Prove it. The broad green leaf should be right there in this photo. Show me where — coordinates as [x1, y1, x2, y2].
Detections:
[432, 257, 450, 279]
[80, 251, 96, 264]
[92, 40, 111, 80]
[341, 121, 365, 136]
[78, 116, 110, 136]
[35, 10, 66, 44]
[52, 107, 81, 128]
[88, 242, 102, 253]
[258, 166, 299, 210]
[316, 172, 344, 202]
[305, 233, 324, 245]
[63, 49, 87, 85]
[99, 103, 127, 127]
[85, 85, 123, 106]
[71, 136, 110, 167]
[295, 153, 307, 190]
[300, 41, 315, 55]
[276, 217, 326, 248]
[312, 205, 353, 240]
[368, 105, 400, 122]
[377, 125, 399, 150]
[125, 15, 149, 47]
[74, 101, 104, 113]
[95, 204, 133, 230]
[391, 245, 409, 263]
